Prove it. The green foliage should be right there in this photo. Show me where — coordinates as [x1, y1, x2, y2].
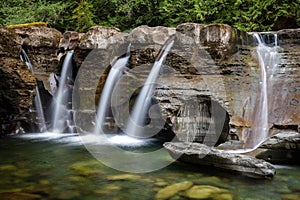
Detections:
[0, 0, 67, 28]
[69, 0, 96, 32]
[1, 0, 299, 32]
[105, 0, 162, 30]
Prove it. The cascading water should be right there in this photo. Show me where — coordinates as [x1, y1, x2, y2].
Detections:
[243, 33, 280, 150]
[20, 49, 47, 132]
[52, 50, 75, 132]
[94, 44, 131, 134]
[125, 35, 175, 138]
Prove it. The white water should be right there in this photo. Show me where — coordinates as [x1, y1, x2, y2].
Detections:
[125, 35, 175, 138]
[222, 33, 280, 153]
[18, 132, 154, 147]
[52, 51, 74, 132]
[21, 49, 47, 132]
[93, 44, 131, 134]
[34, 85, 47, 132]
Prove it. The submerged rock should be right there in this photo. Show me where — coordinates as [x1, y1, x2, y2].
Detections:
[185, 185, 233, 200]
[106, 174, 141, 181]
[280, 194, 300, 200]
[155, 181, 193, 200]
[164, 142, 276, 179]
[0, 164, 17, 171]
[70, 160, 101, 177]
[94, 184, 121, 195]
[0, 192, 41, 200]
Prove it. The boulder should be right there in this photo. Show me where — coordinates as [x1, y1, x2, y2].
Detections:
[79, 26, 124, 49]
[255, 132, 300, 164]
[163, 142, 276, 179]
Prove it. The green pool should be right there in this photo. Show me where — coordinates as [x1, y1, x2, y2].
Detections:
[0, 133, 299, 200]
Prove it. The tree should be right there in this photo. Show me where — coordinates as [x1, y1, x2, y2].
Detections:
[70, 0, 96, 32]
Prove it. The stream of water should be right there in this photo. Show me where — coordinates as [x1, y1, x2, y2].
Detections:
[0, 135, 299, 200]
[52, 51, 75, 133]
[20, 49, 47, 132]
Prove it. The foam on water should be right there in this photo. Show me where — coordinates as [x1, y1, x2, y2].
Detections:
[17, 132, 154, 147]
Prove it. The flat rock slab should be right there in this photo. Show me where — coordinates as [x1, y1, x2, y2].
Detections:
[163, 142, 276, 179]
[260, 132, 300, 150]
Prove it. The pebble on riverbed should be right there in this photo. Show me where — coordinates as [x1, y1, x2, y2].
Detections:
[155, 181, 193, 200]
[185, 185, 233, 200]
[106, 174, 141, 181]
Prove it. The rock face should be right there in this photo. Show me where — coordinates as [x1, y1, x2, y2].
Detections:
[72, 24, 300, 146]
[0, 24, 62, 135]
[11, 25, 62, 74]
[164, 142, 276, 179]
[0, 28, 36, 135]
[0, 23, 299, 145]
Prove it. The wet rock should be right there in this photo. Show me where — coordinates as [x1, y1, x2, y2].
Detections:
[193, 177, 233, 190]
[185, 185, 233, 200]
[12, 169, 31, 178]
[281, 194, 300, 200]
[57, 190, 80, 200]
[260, 132, 300, 150]
[0, 28, 36, 134]
[70, 160, 101, 177]
[106, 174, 141, 181]
[0, 164, 17, 171]
[38, 180, 50, 185]
[164, 142, 276, 179]
[0, 192, 41, 200]
[277, 28, 300, 45]
[255, 132, 300, 164]
[94, 184, 121, 195]
[155, 181, 169, 187]
[68, 176, 87, 183]
[155, 181, 193, 200]
[9, 25, 62, 74]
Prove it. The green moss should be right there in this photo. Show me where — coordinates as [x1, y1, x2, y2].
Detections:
[5, 22, 48, 29]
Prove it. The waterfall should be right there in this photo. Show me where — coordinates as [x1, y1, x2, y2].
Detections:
[52, 50, 75, 132]
[94, 44, 131, 134]
[244, 33, 280, 149]
[125, 35, 175, 138]
[20, 49, 47, 132]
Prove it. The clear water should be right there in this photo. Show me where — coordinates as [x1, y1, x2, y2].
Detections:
[0, 134, 299, 200]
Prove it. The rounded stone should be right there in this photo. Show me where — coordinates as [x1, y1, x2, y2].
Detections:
[185, 185, 233, 200]
[106, 174, 141, 181]
[155, 181, 193, 200]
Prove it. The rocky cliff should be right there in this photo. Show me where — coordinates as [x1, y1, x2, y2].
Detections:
[68, 24, 299, 145]
[0, 24, 299, 144]
[0, 28, 36, 135]
[0, 24, 62, 135]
